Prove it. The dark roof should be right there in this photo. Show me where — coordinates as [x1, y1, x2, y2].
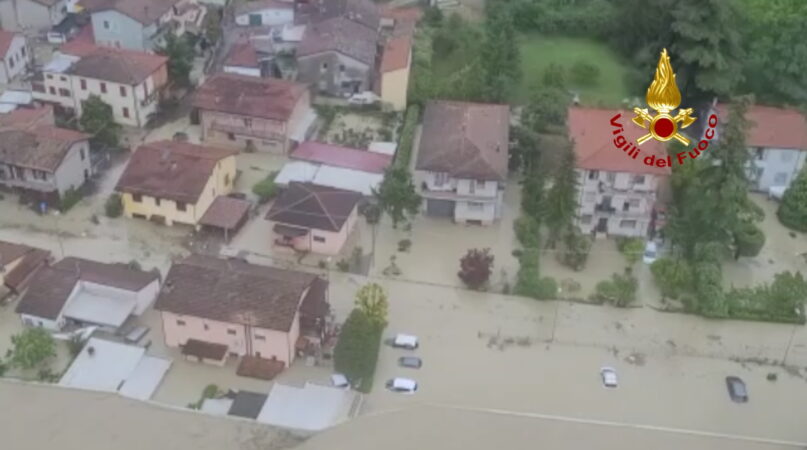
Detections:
[4, 249, 51, 293]
[15, 257, 160, 320]
[199, 196, 252, 231]
[193, 73, 308, 122]
[154, 254, 324, 332]
[416, 101, 510, 181]
[0, 30, 20, 57]
[296, 0, 380, 30]
[0, 125, 89, 172]
[0, 240, 36, 266]
[265, 182, 361, 232]
[181, 339, 228, 361]
[81, 0, 182, 25]
[235, 0, 292, 16]
[227, 391, 268, 419]
[291, 141, 392, 173]
[236, 356, 285, 380]
[116, 140, 237, 204]
[66, 46, 167, 85]
[299, 277, 329, 318]
[298, 17, 378, 65]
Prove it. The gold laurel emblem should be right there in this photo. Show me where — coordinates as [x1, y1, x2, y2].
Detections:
[632, 49, 696, 145]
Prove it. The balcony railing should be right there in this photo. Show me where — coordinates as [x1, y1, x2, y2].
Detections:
[594, 203, 616, 214]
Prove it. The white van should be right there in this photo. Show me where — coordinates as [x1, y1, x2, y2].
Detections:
[392, 334, 419, 350]
[386, 377, 418, 394]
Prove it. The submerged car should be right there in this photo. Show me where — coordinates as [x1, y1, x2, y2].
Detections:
[330, 373, 350, 389]
[643, 241, 658, 264]
[726, 376, 748, 403]
[392, 334, 419, 350]
[399, 356, 423, 369]
[600, 366, 618, 388]
[386, 377, 418, 394]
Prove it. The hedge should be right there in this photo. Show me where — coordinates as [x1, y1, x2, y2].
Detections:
[394, 105, 421, 169]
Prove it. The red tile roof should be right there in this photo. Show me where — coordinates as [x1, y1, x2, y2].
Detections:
[291, 141, 392, 173]
[715, 104, 807, 150]
[225, 42, 260, 69]
[116, 140, 237, 204]
[59, 23, 95, 55]
[0, 125, 90, 172]
[380, 34, 411, 73]
[65, 46, 167, 85]
[0, 30, 20, 56]
[265, 182, 362, 232]
[567, 107, 670, 176]
[80, 0, 182, 25]
[193, 73, 308, 122]
[199, 196, 252, 231]
[380, 5, 423, 22]
[0, 105, 54, 128]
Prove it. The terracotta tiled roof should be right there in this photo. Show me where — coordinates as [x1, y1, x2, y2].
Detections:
[116, 140, 237, 204]
[0, 125, 89, 172]
[291, 141, 392, 173]
[265, 182, 361, 232]
[298, 17, 378, 65]
[0, 105, 54, 128]
[416, 100, 510, 181]
[380, 5, 423, 22]
[199, 196, 252, 231]
[567, 107, 670, 176]
[0, 30, 19, 56]
[155, 254, 323, 332]
[715, 103, 807, 150]
[225, 42, 260, 69]
[193, 73, 308, 121]
[80, 0, 182, 25]
[66, 46, 167, 85]
[380, 34, 411, 73]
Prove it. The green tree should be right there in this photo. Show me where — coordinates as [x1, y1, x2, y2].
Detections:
[570, 61, 600, 86]
[458, 248, 494, 290]
[373, 166, 421, 228]
[592, 273, 638, 307]
[650, 257, 693, 299]
[252, 172, 279, 203]
[618, 237, 645, 267]
[543, 140, 578, 248]
[155, 33, 194, 87]
[333, 309, 382, 392]
[105, 193, 123, 218]
[479, 1, 521, 102]
[7, 328, 55, 371]
[778, 167, 807, 231]
[354, 283, 389, 328]
[520, 170, 545, 221]
[79, 95, 120, 149]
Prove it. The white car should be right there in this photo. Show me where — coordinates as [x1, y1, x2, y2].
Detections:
[348, 91, 379, 105]
[392, 334, 419, 350]
[768, 185, 787, 201]
[386, 377, 418, 394]
[643, 241, 658, 265]
[330, 373, 349, 389]
[600, 366, 618, 388]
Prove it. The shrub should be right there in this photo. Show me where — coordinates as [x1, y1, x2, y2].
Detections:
[734, 222, 766, 258]
[334, 309, 383, 393]
[394, 105, 421, 168]
[252, 172, 279, 203]
[60, 188, 83, 212]
[570, 61, 600, 86]
[514, 249, 540, 296]
[8, 328, 56, 370]
[543, 63, 567, 88]
[557, 229, 591, 270]
[777, 167, 807, 231]
[616, 237, 645, 266]
[458, 248, 494, 290]
[336, 259, 350, 272]
[105, 193, 123, 218]
[359, 202, 381, 225]
[514, 215, 541, 249]
[398, 239, 412, 252]
[650, 257, 693, 299]
[534, 277, 559, 300]
[591, 273, 638, 307]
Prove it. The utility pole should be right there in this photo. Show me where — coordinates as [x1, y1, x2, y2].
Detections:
[783, 322, 799, 366]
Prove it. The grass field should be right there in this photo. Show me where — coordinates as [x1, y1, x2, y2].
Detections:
[517, 34, 633, 106]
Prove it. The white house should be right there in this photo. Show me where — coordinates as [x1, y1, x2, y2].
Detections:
[234, 0, 293, 27]
[414, 100, 510, 226]
[15, 257, 160, 332]
[568, 107, 670, 238]
[713, 103, 807, 193]
[0, 0, 69, 31]
[0, 30, 30, 83]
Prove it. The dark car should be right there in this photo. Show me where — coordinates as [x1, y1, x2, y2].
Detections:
[399, 356, 423, 369]
[726, 376, 748, 403]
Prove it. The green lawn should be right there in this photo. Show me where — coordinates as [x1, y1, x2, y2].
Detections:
[517, 34, 632, 107]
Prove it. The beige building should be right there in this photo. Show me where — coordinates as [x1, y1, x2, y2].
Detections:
[193, 73, 314, 155]
[32, 45, 168, 127]
[115, 140, 237, 227]
[378, 34, 411, 111]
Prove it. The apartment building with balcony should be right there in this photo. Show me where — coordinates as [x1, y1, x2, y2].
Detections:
[32, 44, 168, 127]
[414, 101, 510, 226]
[568, 107, 670, 238]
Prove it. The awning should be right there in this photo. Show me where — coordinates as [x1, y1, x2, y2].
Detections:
[273, 223, 308, 237]
[182, 339, 228, 361]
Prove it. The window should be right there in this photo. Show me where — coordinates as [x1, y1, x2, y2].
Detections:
[774, 172, 788, 185]
[321, 62, 328, 70]
[255, 351, 262, 358]
[119, 86, 127, 97]
[154, 197, 161, 206]
[8, 58, 13, 69]
[781, 151, 794, 162]
[203, 323, 209, 330]
[468, 202, 484, 211]
[132, 193, 142, 202]
[176, 319, 186, 326]
[254, 334, 266, 341]
[755, 148, 765, 160]
[224, 173, 230, 186]
[243, 118, 252, 128]
[33, 170, 47, 180]
[313, 236, 326, 243]
[584, 192, 596, 202]
[632, 175, 645, 184]
[629, 199, 640, 208]
[227, 329, 237, 335]
[588, 170, 599, 180]
[581, 214, 593, 224]
[228, 132, 235, 141]
[80, 79, 86, 90]
[100, 82, 107, 93]
[48, 86, 56, 95]
[476, 180, 485, 189]
[46, 74, 53, 80]
[122, 107, 130, 118]
[434, 172, 448, 186]
[80, 149, 85, 161]
[339, 64, 345, 72]
[619, 219, 637, 229]
[103, 20, 110, 29]
[606, 172, 616, 183]
[60, 76, 67, 82]
[176, 202, 186, 211]
[469, 180, 475, 194]
[21, 46, 25, 57]
[58, 88, 70, 97]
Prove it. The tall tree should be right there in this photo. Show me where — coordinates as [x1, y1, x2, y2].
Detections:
[7, 328, 55, 371]
[778, 166, 807, 231]
[155, 34, 194, 87]
[355, 283, 389, 328]
[373, 166, 422, 228]
[479, 1, 521, 102]
[543, 139, 578, 248]
[79, 95, 121, 149]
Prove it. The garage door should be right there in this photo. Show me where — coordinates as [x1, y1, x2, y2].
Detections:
[426, 199, 455, 217]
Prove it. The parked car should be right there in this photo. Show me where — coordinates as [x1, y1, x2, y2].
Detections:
[600, 366, 618, 388]
[348, 91, 379, 105]
[330, 373, 350, 389]
[643, 241, 658, 265]
[398, 356, 423, 369]
[386, 377, 418, 394]
[768, 185, 787, 201]
[392, 334, 419, 350]
[726, 376, 748, 402]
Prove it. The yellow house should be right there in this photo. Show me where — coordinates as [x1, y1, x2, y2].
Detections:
[116, 140, 238, 227]
[379, 34, 412, 112]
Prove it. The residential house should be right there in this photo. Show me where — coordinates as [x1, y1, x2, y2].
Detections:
[378, 33, 411, 111]
[80, 0, 205, 51]
[0, 240, 51, 295]
[193, 73, 314, 154]
[296, 16, 378, 97]
[154, 254, 330, 367]
[234, 0, 293, 27]
[266, 182, 361, 255]
[32, 45, 168, 127]
[0, 0, 69, 32]
[115, 140, 237, 227]
[15, 256, 160, 331]
[0, 106, 92, 206]
[414, 101, 510, 225]
[0, 31, 30, 83]
[713, 103, 807, 192]
[568, 107, 669, 238]
[223, 41, 262, 78]
[295, 0, 380, 30]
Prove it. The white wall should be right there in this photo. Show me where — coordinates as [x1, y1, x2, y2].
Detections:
[20, 313, 63, 331]
[134, 279, 160, 316]
[575, 169, 659, 238]
[0, 35, 29, 83]
[53, 140, 91, 195]
[749, 147, 807, 192]
[223, 65, 261, 78]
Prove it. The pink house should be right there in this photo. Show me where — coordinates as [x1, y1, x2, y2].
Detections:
[265, 182, 361, 256]
[154, 254, 329, 368]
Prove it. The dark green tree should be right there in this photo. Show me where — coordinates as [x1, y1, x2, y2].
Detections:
[333, 309, 382, 392]
[155, 33, 194, 87]
[7, 328, 55, 371]
[778, 166, 807, 231]
[543, 139, 578, 248]
[373, 166, 422, 228]
[479, 1, 521, 102]
[79, 95, 121, 149]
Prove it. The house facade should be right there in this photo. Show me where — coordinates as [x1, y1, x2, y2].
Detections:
[155, 254, 330, 367]
[234, 0, 293, 27]
[713, 104, 807, 192]
[116, 140, 237, 227]
[414, 101, 510, 226]
[568, 107, 670, 238]
[0, 31, 30, 83]
[0, 0, 69, 31]
[32, 46, 168, 127]
[193, 73, 313, 154]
